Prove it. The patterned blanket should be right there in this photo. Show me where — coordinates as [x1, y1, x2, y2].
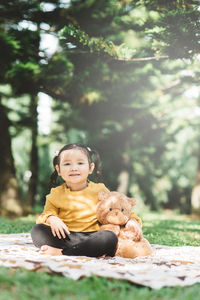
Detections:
[0, 233, 200, 289]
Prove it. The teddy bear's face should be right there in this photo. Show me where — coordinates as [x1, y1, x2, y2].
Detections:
[96, 191, 137, 226]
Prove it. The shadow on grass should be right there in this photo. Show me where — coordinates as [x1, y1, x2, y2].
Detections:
[143, 214, 200, 246]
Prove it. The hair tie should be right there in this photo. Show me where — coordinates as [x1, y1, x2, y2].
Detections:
[55, 151, 59, 156]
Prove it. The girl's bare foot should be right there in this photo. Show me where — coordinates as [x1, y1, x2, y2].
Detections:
[39, 245, 63, 256]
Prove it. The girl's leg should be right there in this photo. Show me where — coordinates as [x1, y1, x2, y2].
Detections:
[31, 225, 118, 257]
[62, 230, 118, 257]
[31, 224, 70, 249]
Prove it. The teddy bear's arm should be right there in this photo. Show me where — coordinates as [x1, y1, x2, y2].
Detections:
[125, 219, 143, 241]
[99, 224, 120, 235]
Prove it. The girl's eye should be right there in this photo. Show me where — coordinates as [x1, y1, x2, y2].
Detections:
[65, 163, 70, 166]
[78, 162, 84, 165]
[109, 208, 112, 211]
[121, 208, 124, 212]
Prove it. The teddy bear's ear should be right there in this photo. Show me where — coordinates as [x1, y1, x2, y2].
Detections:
[127, 197, 137, 206]
[98, 191, 109, 201]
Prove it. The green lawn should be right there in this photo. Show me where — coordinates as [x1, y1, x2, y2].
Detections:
[1, 211, 200, 300]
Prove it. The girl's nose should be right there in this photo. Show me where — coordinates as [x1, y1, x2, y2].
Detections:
[71, 164, 78, 170]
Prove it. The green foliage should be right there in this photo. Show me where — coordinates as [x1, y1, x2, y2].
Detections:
[1, 0, 200, 214]
[52, 1, 200, 211]
[6, 62, 40, 95]
[146, 9, 200, 58]
[0, 33, 20, 81]
[60, 24, 136, 59]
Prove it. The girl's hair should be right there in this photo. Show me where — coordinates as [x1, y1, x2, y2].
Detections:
[49, 143, 102, 188]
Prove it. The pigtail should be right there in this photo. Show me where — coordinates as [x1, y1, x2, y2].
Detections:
[49, 155, 59, 189]
[90, 150, 103, 182]
[49, 170, 58, 189]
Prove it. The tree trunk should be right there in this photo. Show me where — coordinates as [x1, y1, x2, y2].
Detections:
[137, 174, 158, 211]
[191, 134, 200, 214]
[0, 102, 23, 216]
[117, 153, 130, 195]
[25, 95, 39, 213]
[191, 171, 200, 213]
[117, 170, 130, 194]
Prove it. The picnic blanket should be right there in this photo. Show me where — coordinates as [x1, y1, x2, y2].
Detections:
[1, 233, 200, 289]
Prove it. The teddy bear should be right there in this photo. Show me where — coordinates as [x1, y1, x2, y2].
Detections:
[96, 191, 152, 259]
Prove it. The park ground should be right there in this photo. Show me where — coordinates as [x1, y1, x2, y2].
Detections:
[1, 211, 200, 300]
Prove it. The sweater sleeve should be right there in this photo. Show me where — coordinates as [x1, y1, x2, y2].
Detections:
[130, 211, 142, 226]
[36, 188, 59, 224]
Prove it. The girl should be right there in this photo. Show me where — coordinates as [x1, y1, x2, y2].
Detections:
[31, 143, 118, 257]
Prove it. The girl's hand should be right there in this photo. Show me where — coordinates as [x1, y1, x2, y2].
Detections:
[47, 216, 70, 239]
[125, 219, 142, 241]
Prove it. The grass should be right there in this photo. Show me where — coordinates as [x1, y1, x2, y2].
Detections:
[1, 211, 200, 300]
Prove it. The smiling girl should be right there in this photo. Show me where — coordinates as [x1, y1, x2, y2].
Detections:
[30, 143, 118, 257]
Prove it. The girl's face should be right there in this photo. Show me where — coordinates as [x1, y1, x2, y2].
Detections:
[55, 148, 94, 190]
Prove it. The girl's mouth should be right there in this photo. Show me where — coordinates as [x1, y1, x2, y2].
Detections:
[69, 174, 80, 176]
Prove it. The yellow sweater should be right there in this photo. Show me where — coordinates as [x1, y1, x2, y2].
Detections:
[37, 181, 142, 232]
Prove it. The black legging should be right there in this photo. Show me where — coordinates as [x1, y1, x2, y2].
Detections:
[31, 224, 118, 257]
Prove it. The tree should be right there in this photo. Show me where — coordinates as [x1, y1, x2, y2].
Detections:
[1, 0, 200, 214]
[53, 0, 200, 210]
[0, 30, 22, 215]
[0, 0, 72, 214]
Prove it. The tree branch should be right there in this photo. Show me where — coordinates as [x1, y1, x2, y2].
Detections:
[112, 55, 169, 62]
